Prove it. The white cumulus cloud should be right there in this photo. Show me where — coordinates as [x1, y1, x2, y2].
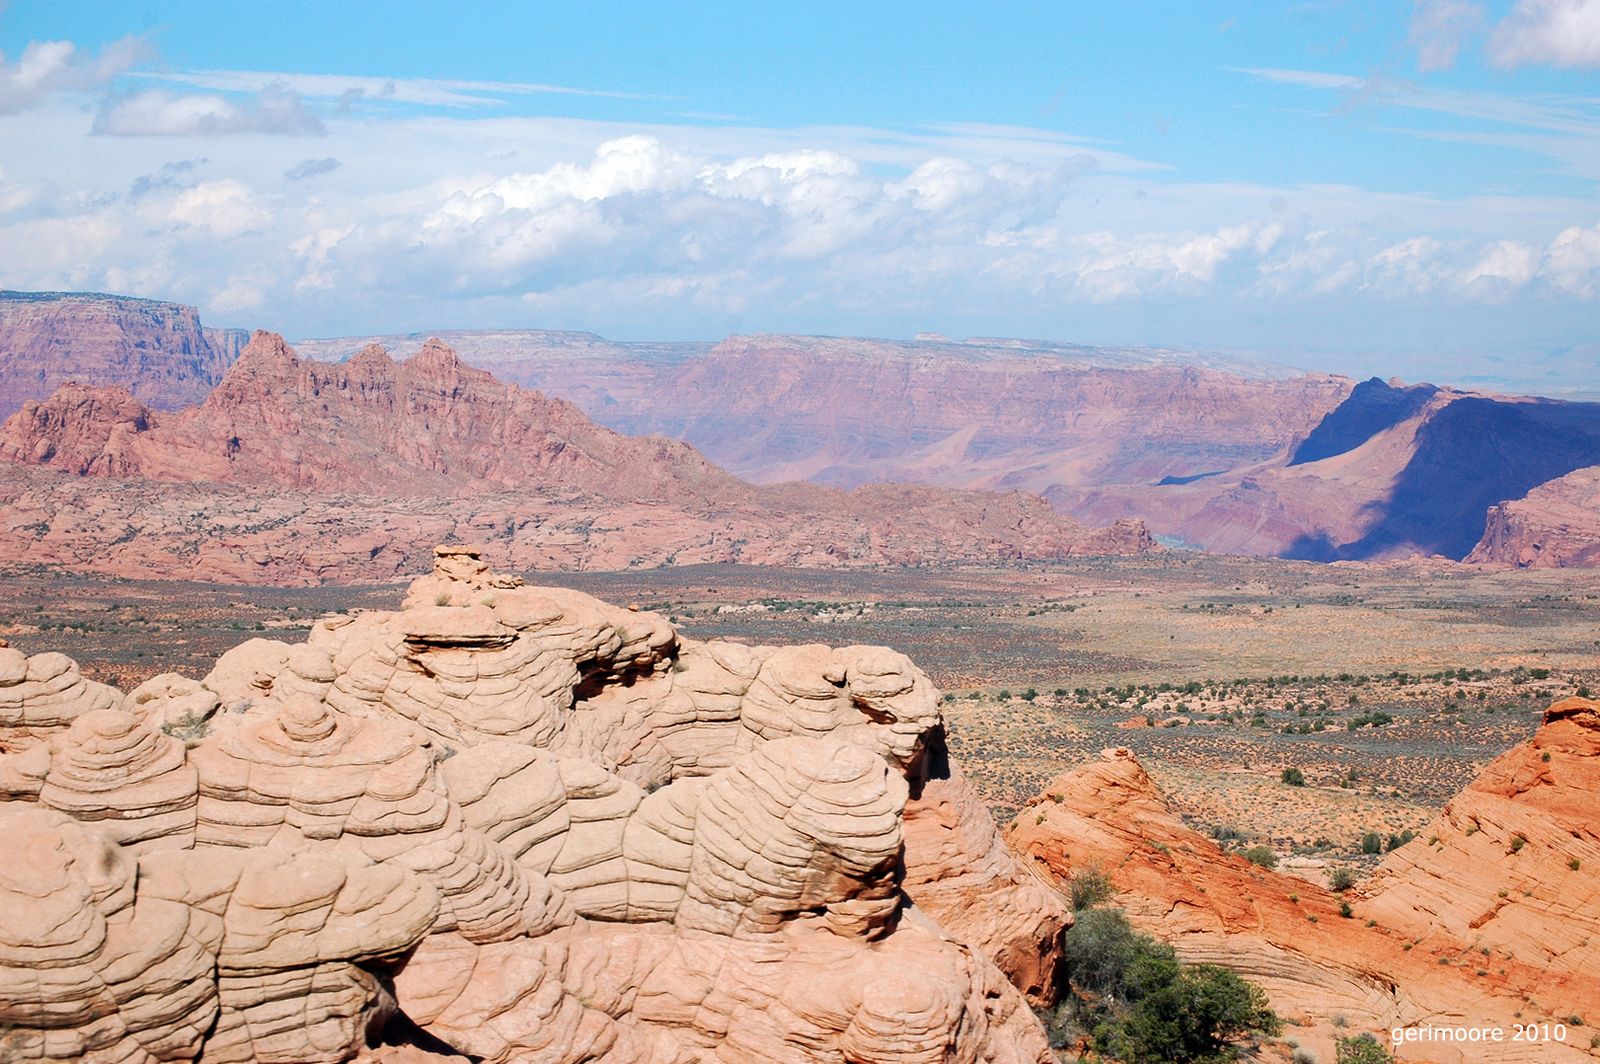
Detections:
[166, 180, 268, 237]
[0, 37, 150, 114]
[1489, 0, 1600, 68]
[1543, 222, 1600, 295]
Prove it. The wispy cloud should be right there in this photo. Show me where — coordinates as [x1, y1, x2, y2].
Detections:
[130, 158, 207, 197]
[1232, 65, 1600, 176]
[1408, 0, 1487, 71]
[1235, 65, 1595, 127]
[126, 68, 663, 108]
[93, 83, 325, 137]
[285, 157, 339, 181]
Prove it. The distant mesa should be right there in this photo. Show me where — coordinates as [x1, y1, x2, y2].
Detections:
[297, 325, 1600, 566]
[1467, 465, 1600, 568]
[6, 289, 1600, 570]
[0, 290, 246, 420]
[1288, 376, 1440, 466]
[0, 328, 1156, 584]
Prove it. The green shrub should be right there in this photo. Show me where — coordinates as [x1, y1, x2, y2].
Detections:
[1058, 907, 1153, 999]
[1112, 963, 1280, 1063]
[1068, 865, 1116, 911]
[1052, 907, 1279, 1062]
[1329, 865, 1357, 891]
[1337, 1032, 1396, 1064]
[1242, 845, 1278, 870]
[1281, 766, 1306, 787]
[1360, 832, 1383, 855]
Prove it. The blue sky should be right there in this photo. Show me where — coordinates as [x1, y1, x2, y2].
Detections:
[1, 1, 1597, 393]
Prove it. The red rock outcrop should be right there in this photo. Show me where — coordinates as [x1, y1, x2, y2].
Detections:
[413, 331, 1351, 494]
[1361, 697, 1600, 1010]
[0, 381, 158, 475]
[1010, 744, 1600, 1063]
[0, 332, 1155, 583]
[0, 545, 1068, 1062]
[303, 330, 1600, 566]
[0, 290, 244, 420]
[1467, 466, 1600, 568]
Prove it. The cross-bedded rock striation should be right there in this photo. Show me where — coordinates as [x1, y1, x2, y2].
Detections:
[0, 545, 1066, 1063]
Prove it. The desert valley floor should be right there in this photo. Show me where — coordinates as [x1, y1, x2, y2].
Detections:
[7, 551, 1596, 867]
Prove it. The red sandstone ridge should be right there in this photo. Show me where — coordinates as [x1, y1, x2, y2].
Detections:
[381, 331, 1350, 493]
[0, 290, 244, 420]
[1360, 697, 1600, 1015]
[1466, 466, 1600, 568]
[298, 329, 1600, 566]
[1009, 740, 1599, 1063]
[0, 332, 1154, 584]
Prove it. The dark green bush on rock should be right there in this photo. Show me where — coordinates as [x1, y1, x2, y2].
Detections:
[1046, 906, 1280, 1062]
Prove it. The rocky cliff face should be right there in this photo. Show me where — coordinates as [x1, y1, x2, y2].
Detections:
[548, 334, 1352, 493]
[1009, 740, 1600, 1063]
[0, 545, 1067, 1063]
[303, 328, 1600, 566]
[290, 328, 712, 421]
[295, 329, 1348, 496]
[0, 332, 1155, 583]
[1467, 466, 1600, 568]
[1067, 387, 1600, 562]
[0, 291, 245, 419]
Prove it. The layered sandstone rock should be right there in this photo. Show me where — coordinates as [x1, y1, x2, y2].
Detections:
[0, 545, 1065, 1062]
[1361, 697, 1600, 1015]
[0, 290, 244, 420]
[1011, 745, 1599, 1063]
[903, 756, 1068, 1004]
[0, 332, 1156, 583]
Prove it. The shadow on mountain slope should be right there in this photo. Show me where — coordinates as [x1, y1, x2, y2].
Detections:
[1288, 377, 1439, 466]
[1285, 396, 1600, 561]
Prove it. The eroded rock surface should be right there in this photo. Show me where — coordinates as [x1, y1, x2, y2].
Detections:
[1011, 745, 1599, 1064]
[1361, 697, 1600, 1020]
[1468, 465, 1600, 568]
[0, 545, 1064, 1063]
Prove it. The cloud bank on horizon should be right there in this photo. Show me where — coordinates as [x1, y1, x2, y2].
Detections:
[0, 1, 1597, 394]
